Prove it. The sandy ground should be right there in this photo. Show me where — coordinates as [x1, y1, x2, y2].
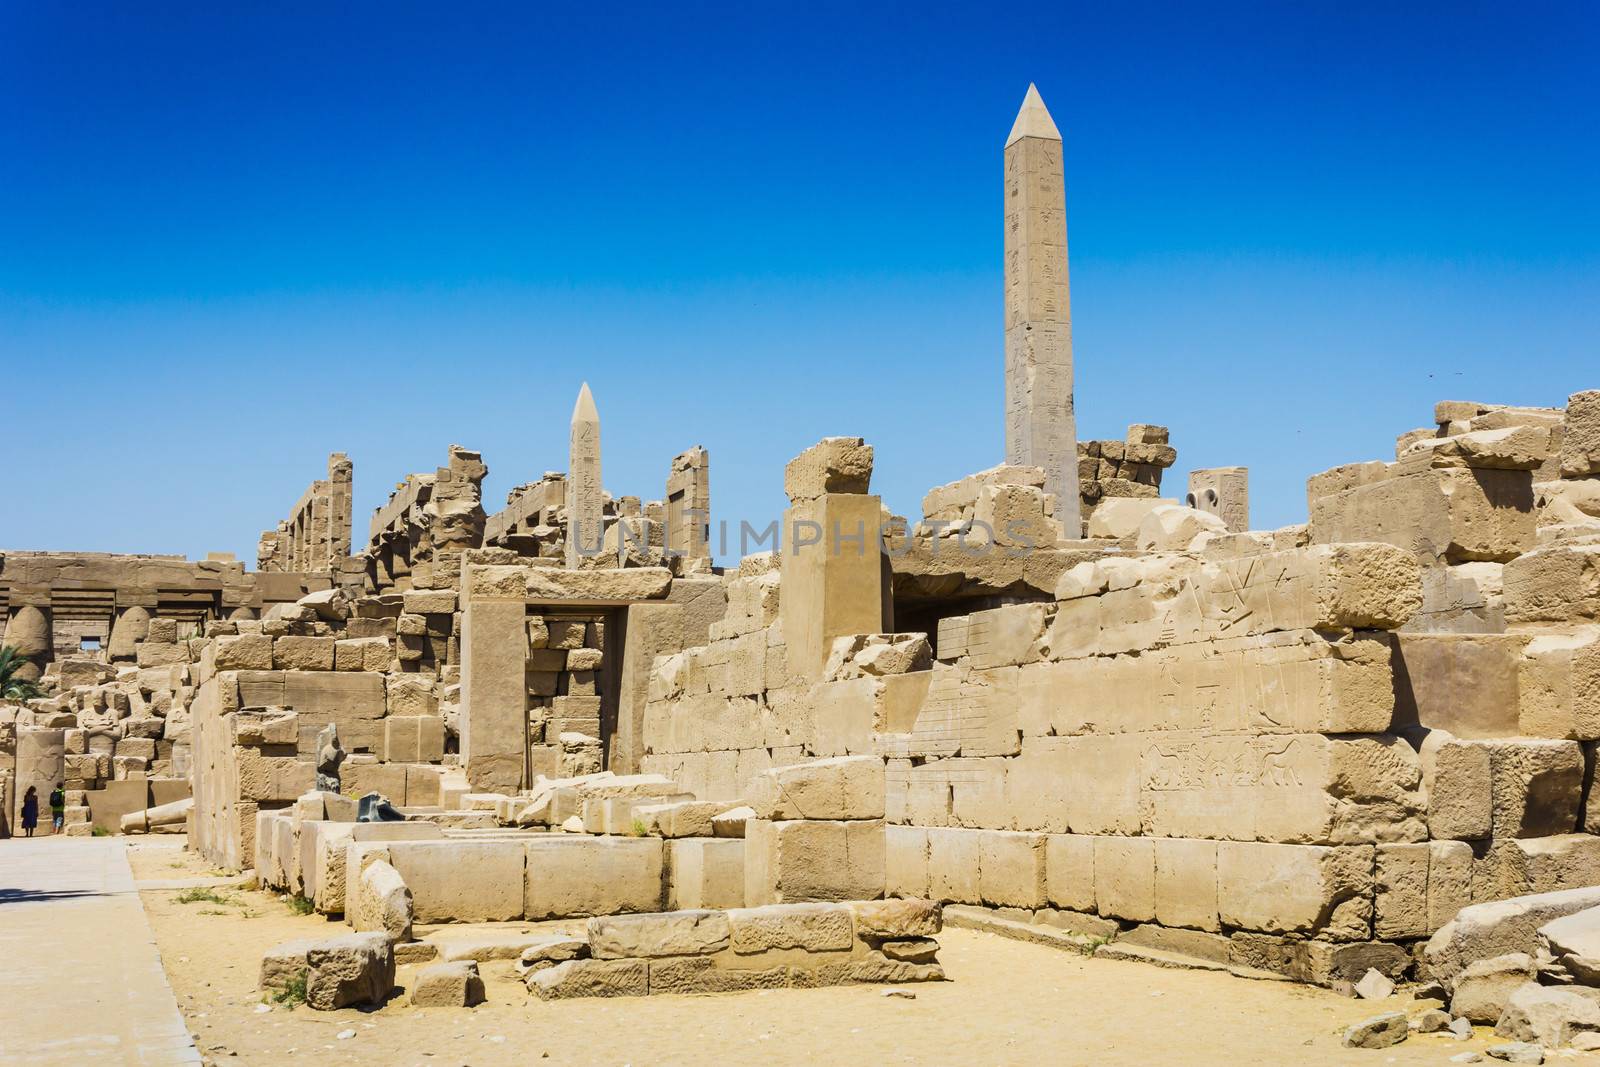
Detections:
[127, 840, 1549, 1067]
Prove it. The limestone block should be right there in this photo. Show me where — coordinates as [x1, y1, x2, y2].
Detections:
[1520, 629, 1600, 739]
[334, 637, 389, 672]
[1563, 390, 1600, 477]
[1093, 836, 1155, 922]
[1427, 886, 1600, 986]
[589, 910, 731, 959]
[385, 840, 526, 923]
[1402, 426, 1551, 470]
[383, 716, 446, 763]
[668, 838, 745, 910]
[1508, 835, 1600, 896]
[1374, 842, 1430, 940]
[885, 824, 929, 899]
[1216, 842, 1375, 939]
[964, 604, 1047, 669]
[236, 747, 314, 802]
[272, 637, 335, 672]
[1044, 834, 1095, 912]
[259, 938, 319, 995]
[411, 960, 485, 1007]
[530, 958, 649, 999]
[1006, 735, 1140, 836]
[524, 566, 672, 602]
[1504, 543, 1600, 624]
[1311, 467, 1535, 565]
[744, 818, 885, 905]
[1484, 738, 1584, 838]
[1086, 497, 1172, 540]
[1135, 504, 1228, 552]
[976, 830, 1046, 909]
[460, 592, 527, 795]
[634, 800, 725, 839]
[1421, 732, 1493, 840]
[387, 673, 439, 717]
[727, 902, 855, 952]
[1139, 733, 1424, 845]
[1153, 837, 1219, 932]
[1429, 840, 1475, 934]
[1449, 953, 1538, 1023]
[1494, 982, 1600, 1047]
[402, 589, 457, 615]
[784, 437, 873, 502]
[747, 756, 885, 821]
[304, 932, 394, 1011]
[351, 859, 414, 942]
[214, 635, 273, 672]
[524, 837, 665, 919]
[1394, 633, 1525, 739]
[1540, 906, 1600, 983]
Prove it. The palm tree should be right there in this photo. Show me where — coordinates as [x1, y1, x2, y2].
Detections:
[0, 645, 42, 701]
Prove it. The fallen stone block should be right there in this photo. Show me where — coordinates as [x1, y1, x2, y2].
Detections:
[411, 960, 485, 1008]
[1494, 981, 1600, 1048]
[1342, 1011, 1409, 1049]
[1451, 954, 1539, 1024]
[728, 902, 855, 953]
[350, 859, 413, 942]
[530, 958, 649, 1000]
[304, 932, 394, 1010]
[588, 910, 732, 959]
[1426, 887, 1600, 986]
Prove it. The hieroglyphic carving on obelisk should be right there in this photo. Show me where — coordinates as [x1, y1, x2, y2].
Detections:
[1004, 83, 1082, 537]
[565, 382, 603, 567]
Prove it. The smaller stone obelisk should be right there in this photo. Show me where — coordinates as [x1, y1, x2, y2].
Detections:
[565, 382, 603, 567]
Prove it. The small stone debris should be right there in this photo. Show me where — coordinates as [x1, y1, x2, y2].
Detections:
[1410, 1009, 1452, 1033]
[1342, 1012, 1409, 1049]
[1485, 1043, 1544, 1065]
[1450, 1017, 1475, 1040]
[336, 1030, 356, 1041]
[1355, 968, 1396, 1000]
[881, 989, 916, 1000]
[1449, 1055, 1483, 1065]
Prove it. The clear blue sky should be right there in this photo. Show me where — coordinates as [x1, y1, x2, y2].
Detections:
[3, 3, 1597, 563]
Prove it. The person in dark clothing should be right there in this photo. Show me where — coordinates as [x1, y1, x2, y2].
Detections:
[20, 786, 38, 838]
[49, 784, 66, 834]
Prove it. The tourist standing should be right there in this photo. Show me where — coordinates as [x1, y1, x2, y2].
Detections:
[20, 786, 38, 838]
[49, 784, 66, 834]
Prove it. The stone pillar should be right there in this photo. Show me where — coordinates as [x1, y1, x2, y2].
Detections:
[666, 445, 711, 566]
[328, 452, 354, 563]
[779, 438, 886, 682]
[612, 603, 685, 775]
[14, 728, 64, 833]
[459, 565, 528, 794]
[3, 605, 51, 683]
[1003, 83, 1082, 537]
[565, 383, 604, 568]
[1187, 467, 1251, 533]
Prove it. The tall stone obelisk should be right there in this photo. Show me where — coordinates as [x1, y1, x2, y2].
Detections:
[1004, 84, 1082, 537]
[565, 382, 603, 567]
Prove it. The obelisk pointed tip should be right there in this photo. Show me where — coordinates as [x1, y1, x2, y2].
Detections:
[572, 382, 598, 423]
[1006, 82, 1061, 147]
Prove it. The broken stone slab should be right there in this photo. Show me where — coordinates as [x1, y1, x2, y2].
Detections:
[747, 756, 885, 821]
[784, 437, 873, 502]
[712, 805, 753, 838]
[1425, 887, 1600, 986]
[529, 958, 648, 1000]
[259, 937, 321, 995]
[1342, 1011, 1409, 1049]
[1540, 906, 1600, 984]
[587, 910, 732, 960]
[516, 936, 589, 977]
[1452, 954, 1538, 1025]
[441, 935, 565, 963]
[1485, 1042, 1544, 1064]
[1411, 1008, 1453, 1033]
[411, 960, 485, 1008]
[1493, 982, 1600, 1049]
[303, 932, 395, 1010]
[350, 859, 413, 943]
[847, 898, 943, 940]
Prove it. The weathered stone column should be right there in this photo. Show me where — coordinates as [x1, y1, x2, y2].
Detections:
[665, 445, 711, 568]
[459, 564, 528, 794]
[1003, 83, 1082, 537]
[779, 438, 887, 682]
[108, 605, 152, 662]
[565, 383, 603, 568]
[14, 727, 64, 832]
[1187, 467, 1251, 533]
